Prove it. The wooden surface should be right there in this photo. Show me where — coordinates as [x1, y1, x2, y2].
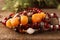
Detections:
[0, 9, 60, 40]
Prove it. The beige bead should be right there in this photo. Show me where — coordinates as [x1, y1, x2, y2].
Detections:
[26, 28, 35, 34]
[50, 25, 53, 29]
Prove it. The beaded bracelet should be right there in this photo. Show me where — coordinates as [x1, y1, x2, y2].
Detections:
[1, 8, 60, 34]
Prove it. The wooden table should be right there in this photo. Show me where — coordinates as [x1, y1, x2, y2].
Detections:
[0, 9, 60, 40]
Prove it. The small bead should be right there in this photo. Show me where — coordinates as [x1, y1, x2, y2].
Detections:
[50, 13, 54, 17]
[40, 22, 44, 26]
[27, 12, 33, 16]
[55, 25, 59, 29]
[45, 15, 49, 19]
[50, 25, 53, 29]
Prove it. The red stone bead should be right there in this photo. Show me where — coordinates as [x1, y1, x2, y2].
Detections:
[22, 10, 27, 15]
[32, 23, 39, 29]
[43, 23, 50, 31]
[9, 13, 14, 17]
[47, 13, 51, 18]
[2, 17, 8, 25]
[50, 13, 58, 18]
[52, 25, 56, 31]
[54, 13, 58, 18]
[58, 25, 60, 30]
[36, 10, 41, 13]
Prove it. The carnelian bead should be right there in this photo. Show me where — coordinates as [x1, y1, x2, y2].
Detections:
[21, 15, 28, 25]
[32, 13, 42, 23]
[6, 19, 12, 28]
[40, 12, 46, 19]
[11, 17, 19, 27]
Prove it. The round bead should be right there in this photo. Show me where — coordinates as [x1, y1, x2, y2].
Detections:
[6, 19, 12, 28]
[11, 17, 19, 27]
[32, 13, 42, 23]
[50, 13, 54, 17]
[40, 12, 46, 19]
[50, 25, 53, 29]
[55, 25, 59, 29]
[21, 15, 28, 25]
[40, 22, 44, 26]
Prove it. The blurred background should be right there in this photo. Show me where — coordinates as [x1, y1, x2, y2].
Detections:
[0, 0, 60, 12]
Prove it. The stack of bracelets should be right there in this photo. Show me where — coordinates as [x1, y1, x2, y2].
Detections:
[1, 8, 60, 34]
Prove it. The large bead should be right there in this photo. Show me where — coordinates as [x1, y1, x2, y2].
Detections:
[26, 28, 35, 34]
[11, 17, 19, 27]
[21, 15, 28, 25]
[32, 13, 42, 23]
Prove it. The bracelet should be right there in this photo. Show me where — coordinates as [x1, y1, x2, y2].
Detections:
[1, 8, 60, 34]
